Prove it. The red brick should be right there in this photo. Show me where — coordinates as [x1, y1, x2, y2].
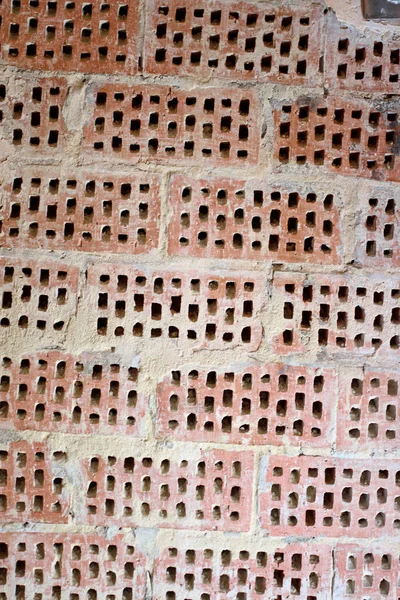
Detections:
[0, 169, 160, 254]
[0, 77, 68, 153]
[260, 455, 400, 538]
[0, 257, 79, 336]
[337, 369, 400, 451]
[144, 0, 323, 86]
[273, 96, 399, 181]
[0, 441, 69, 524]
[0, 532, 146, 599]
[88, 264, 263, 350]
[0, 1, 138, 74]
[0, 351, 145, 436]
[156, 364, 335, 446]
[83, 84, 260, 166]
[354, 184, 400, 267]
[273, 272, 400, 356]
[334, 544, 400, 598]
[168, 174, 342, 264]
[325, 13, 400, 93]
[153, 541, 332, 599]
[79, 449, 253, 531]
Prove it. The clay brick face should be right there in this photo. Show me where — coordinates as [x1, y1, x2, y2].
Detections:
[325, 14, 400, 92]
[153, 542, 333, 599]
[0, 532, 146, 599]
[260, 455, 400, 538]
[168, 175, 342, 264]
[0, 170, 160, 254]
[338, 370, 400, 451]
[156, 364, 335, 447]
[0, 0, 138, 74]
[0, 441, 69, 524]
[274, 96, 399, 181]
[0, 257, 78, 336]
[274, 272, 400, 356]
[334, 544, 400, 598]
[88, 264, 263, 350]
[144, 0, 323, 85]
[83, 84, 260, 166]
[0, 78, 68, 153]
[80, 449, 253, 531]
[0, 351, 145, 436]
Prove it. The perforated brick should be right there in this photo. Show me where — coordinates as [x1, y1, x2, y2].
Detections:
[0, 532, 146, 599]
[0, 0, 138, 74]
[0, 170, 160, 254]
[355, 185, 400, 267]
[0, 78, 68, 152]
[144, 0, 323, 85]
[334, 544, 400, 599]
[156, 364, 335, 446]
[168, 175, 342, 263]
[153, 541, 332, 600]
[0, 257, 78, 335]
[274, 96, 399, 181]
[0, 351, 145, 436]
[87, 264, 263, 350]
[273, 272, 400, 356]
[0, 441, 69, 523]
[83, 84, 260, 166]
[338, 369, 400, 451]
[260, 455, 400, 538]
[80, 449, 253, 531]
[325, 13, 400, 92]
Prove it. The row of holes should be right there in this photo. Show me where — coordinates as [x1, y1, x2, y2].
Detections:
[9, 1, 129, 18]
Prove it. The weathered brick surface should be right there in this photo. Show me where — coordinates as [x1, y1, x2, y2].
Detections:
[156, 364, 335, 446]
[153, 541, 333, 599]
[334, 544, 400, 598]
[0, 441, 69, 524]
[168, 175, 342, 264]
[144, 0, 323, 86]
[0, 351, 145, 436]
[0, 0, 139, 74]
[0, 532, 146, 599]
[274, 96, 400, 181]
[79, 449, 253, 531]
[87, 264, 263, 350]
[338, 369, 400, 451]
[0, 257, 79, 337]
[260, 455, 400, 538]
[0, 170, 161, 254]
[83, 84, 260, 166]
[273, 272, 400, 356]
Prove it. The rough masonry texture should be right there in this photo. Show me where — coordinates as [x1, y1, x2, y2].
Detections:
[0, 0, 399, 598]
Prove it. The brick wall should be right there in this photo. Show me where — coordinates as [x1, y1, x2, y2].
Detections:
[0, 1, 399, 598]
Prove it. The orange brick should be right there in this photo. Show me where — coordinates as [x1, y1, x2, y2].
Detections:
[260, 455, 400, 538]
[144, 0, 323, 85]
[0, 257, 79, 336]
[79, 449, 253, 531]
[0, 169, 161, 254]
[0, 532, 146, 599]
[0, 0, 138, 74]
[334, 544, 400, 598]
[0, 441, 70, 524]
[153, 541, 333, 599]
[156, 364, 335, 446]
[274, 96, 399, 181]
[338, 369, 400, 451]
[273, 272, 400, 356]
[0, 351, 145, 436]
[168, 174, 342, 263]
[88, 264, 263, 350]
[83, 84, 260, 166]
